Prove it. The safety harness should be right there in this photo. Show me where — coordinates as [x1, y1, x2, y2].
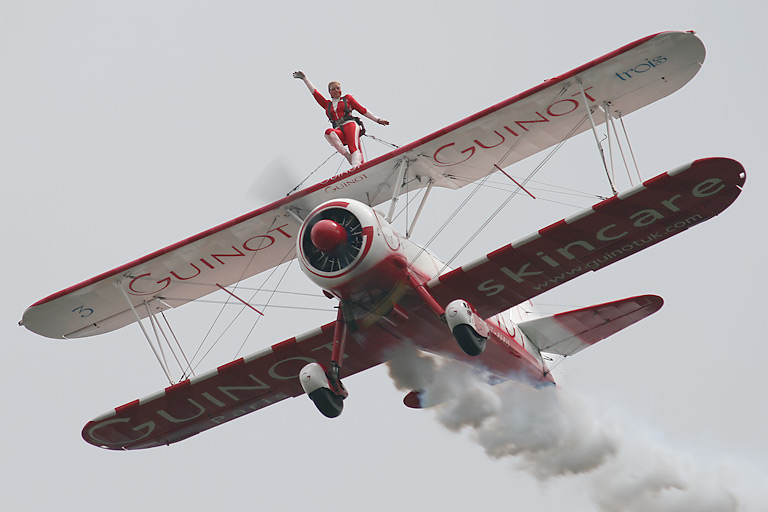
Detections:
[326, 96, 366, 135]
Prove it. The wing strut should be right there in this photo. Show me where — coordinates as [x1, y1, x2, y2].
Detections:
[603, 109, 643, 186]
[386, 157, 409, 222]
[405, 178, 434, 239]
[116, 280, 175, 384]
[158, 308, 195, 379]
[578, 79, 618, 195]
[617, 115, 643, 183]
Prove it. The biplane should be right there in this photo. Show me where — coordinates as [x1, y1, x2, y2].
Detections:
[20, 31, 745, 450]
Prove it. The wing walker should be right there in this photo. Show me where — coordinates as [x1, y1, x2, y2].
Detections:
[20, 31, 747, 449]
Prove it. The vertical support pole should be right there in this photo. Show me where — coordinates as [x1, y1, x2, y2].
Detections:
[608, 114, 634, 186]
[578, 80, 617, 195]
[159, 309, 196, 379]
[146, 303, 187, 379]
[330, 305, 348, 383]
[386, 157, 409, 223]
[144, 302, 172, 377]
[116, 280, 174, 384]
[619, 115, 643, 182]
[406, 179, 435, 239]
[604, 102, 615, 185]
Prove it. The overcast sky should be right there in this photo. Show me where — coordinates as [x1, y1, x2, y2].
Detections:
[2, 1, 766, 510]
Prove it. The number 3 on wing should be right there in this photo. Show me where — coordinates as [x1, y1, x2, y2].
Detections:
[72, 305, 94, 318]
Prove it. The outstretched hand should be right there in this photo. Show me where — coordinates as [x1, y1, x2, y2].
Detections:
[378, 119, 390, 126]
[292, 70, 305, 80]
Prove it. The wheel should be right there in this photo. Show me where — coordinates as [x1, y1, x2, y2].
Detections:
[308, 388, 344, 418]
[453, 324, 487, 357]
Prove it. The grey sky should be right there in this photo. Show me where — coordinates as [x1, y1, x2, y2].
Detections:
[3, 1, 765, 510]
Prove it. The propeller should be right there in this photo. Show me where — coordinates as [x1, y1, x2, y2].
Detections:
[248, 157, 305, 203]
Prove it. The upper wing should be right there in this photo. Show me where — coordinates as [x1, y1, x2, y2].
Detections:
[21, 208, 303, 339]
[427, 158, 745, 318]
[82, 320, 403, 450]
[354, 31, 705, 195]
[517, 295, 664, 356]
[21, 31, 704, 339]
[279, 31, 705, 205]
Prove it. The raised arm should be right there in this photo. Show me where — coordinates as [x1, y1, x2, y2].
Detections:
[293, 70, 328, 109]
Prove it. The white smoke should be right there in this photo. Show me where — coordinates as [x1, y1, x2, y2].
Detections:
[386, 346, 767, 511]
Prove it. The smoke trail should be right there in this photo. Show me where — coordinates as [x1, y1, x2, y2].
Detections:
[386, 346, 767, 511]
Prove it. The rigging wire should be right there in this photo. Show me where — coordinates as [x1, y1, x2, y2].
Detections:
[190, 243, 297, 372]
[287, 151, 338, 195]
[186, 216, 280, 369]
[235, 256, 297, 359]
[397, 87, 581, 276]
[185, 129, 400, 373]
[437, 113, 591, 271]
[364, 133, 400, 149]
[149, 307, 188, 381]
[168, 299, 334, 312]
[162, 311, 196, 380]
[180, 89, 642, 374]
[161, 283, 325, 299]
[447, 174, 604, 202]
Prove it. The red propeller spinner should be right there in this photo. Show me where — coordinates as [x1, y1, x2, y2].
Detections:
[310, 219, 348, 253]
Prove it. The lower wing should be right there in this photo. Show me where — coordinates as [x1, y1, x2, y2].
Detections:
[428, 157, 745, 318]
[82, 321, 402, 450]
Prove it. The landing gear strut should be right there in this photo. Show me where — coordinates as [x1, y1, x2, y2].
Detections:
[407, 272, 489, 358]
[299, 303, 350, 418]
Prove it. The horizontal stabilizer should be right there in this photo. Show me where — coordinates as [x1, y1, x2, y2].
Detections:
[517, 295, 663, 356]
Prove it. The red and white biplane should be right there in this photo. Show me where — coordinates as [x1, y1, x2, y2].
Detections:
[20, 31, 745, 450]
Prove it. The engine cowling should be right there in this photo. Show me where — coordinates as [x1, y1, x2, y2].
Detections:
[297, 199, 408, 299]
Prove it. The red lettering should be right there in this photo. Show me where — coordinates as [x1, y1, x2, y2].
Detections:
[503, 125, 520, 137]
[170, 263, 201, 281]
[474, 130, 506, 149]
[269, 224, 293, 239]
[128, 273, 171, 295]
[212, 246, 246, 265]
[515, 111, 549, 132]
[433, 142, 475, 167]
[243, 234, 276, 252]
[547, 99, 579, 117]
[572, 86, 597, 102]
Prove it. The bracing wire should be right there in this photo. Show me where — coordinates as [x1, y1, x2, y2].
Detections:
[436, 113, 591, 272]
[187, 216, 280, 368]
[364, 133, 400, 149]
[235, 256, 296, 359]
[287, 151, 339, 195]
[190, 243, 297, 372]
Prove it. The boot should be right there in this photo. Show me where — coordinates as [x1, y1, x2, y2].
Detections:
[325, 132, 352, 163]
[349, 150, 362, 168]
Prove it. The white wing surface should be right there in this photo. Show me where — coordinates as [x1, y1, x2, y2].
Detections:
[21, 31, 705, 340]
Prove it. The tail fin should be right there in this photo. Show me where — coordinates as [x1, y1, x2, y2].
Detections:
[517, 295, 663, 356]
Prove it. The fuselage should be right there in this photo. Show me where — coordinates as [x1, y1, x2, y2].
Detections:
[296, 198, 554, 385]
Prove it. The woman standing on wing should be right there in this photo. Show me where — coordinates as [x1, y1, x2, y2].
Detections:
[293, 71, 389, 168]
